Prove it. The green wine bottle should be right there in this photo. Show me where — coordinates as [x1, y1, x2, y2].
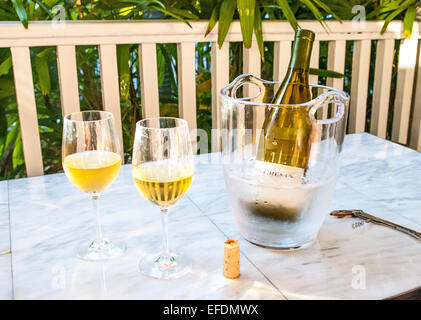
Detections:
[257, 29, 315, 178]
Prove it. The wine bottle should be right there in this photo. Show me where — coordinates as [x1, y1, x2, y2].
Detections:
[256, 29, 315, 180]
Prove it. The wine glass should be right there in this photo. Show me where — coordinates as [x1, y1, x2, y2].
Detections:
[62, 110, 125, 261]
[132, 117, 194, 280]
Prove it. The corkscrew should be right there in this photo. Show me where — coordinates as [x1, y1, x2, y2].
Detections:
[330, 209, 421, 241]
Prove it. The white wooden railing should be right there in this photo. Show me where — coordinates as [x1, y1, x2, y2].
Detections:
[0, 20, 420, 177]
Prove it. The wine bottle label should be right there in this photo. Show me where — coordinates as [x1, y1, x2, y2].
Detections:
[254, 160, 305, 185]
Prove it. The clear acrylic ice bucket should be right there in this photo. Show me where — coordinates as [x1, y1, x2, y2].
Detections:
[220, 74, 350, 250]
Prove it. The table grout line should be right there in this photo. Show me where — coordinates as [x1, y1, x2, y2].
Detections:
[187, 194, 288, 300]
[206, 215, 289, 301]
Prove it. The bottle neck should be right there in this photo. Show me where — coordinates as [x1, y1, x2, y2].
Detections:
[289, 37, 313, 70]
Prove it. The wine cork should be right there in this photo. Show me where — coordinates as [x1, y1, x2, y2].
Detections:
[224, 239, 240, 279]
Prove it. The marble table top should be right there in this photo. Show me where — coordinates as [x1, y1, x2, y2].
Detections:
[0, 133, 420, 300]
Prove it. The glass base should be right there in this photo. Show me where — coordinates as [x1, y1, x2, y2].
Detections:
[139, 252, 191, 280]
[243, 234, 317, 251]
[75, 238, 126, 261]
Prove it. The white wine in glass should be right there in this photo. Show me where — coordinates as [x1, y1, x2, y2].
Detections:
[62, 111, 125, 261]
[132, 117, 194, 280]
[63, 150, 121, 194]
[132, 161, 193, 207]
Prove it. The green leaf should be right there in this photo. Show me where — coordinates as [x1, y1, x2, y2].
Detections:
[28, 0, 35, 18]
[403, 5, 416, 38]
[35, 56, 51, 96]
[0, 102, 7, 138]
[380, 0, 412, 34]
[76, 49, 97, 67]
[117, 44, 131, 102]
[36, 47, 55, 59]
[262, 5, 277, 20]
[0, 9, 17, 21]
[0, 87, 15, 100]
[200, 0, 217, 17]
[378, 0, 407, 14]
[254, 7, 264, 61]
[310, 0, 342, 22]
[152, 5, 192, 28]
[44, 0, 61, 7]
[300, 0, 328, 30]
[11, 0, 28, 28]
[237, 0, 255, 49]
[0, 56, 11, 76]
[309, 68, 345, 79]
[2, 122, 19, 163]
[164, 6, 199, 20]
[12, 131, 24, 169]
[119, 0, 164, 10]
[277, 0, 299, 30]
[217, 0, 237, 48]
[156, 44, 165, 87]
[205, 1, 220, 37]
[32, 0, 54, 18]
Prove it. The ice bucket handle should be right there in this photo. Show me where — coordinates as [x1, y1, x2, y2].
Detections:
[308, 91, 347, 125]
[231, 74, 266, 102]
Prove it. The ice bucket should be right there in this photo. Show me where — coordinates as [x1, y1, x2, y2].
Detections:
[219, 74, 350, 250]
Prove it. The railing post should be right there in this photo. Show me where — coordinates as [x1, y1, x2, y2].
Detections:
[349, 40, 371, 133]
[243, 40, 262, 146]
[211, 42, 229, 152]
[99, 44, 124, 161]
[57, 45, 80, 117]
[309, 40, 320, 85]
[392, 38, 418, 144]
[139, 43, 160, 119]
[409, 40, 421, 150]
[326, 40, 346, 121]
[273, 41, 292, 84]
[177, 42, 197, 149]
[370, 39, 394, 138]
[10, 47, 44, 177]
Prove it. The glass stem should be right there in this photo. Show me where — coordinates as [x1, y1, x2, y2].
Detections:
[92, 193, 103, 243]
[159, 207, 171, 267]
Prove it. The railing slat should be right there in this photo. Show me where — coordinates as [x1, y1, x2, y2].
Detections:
[349, 40, 371, 133]
[370, 39, 394, 138]
[211, 42, 229, 152]
[10, 47, 43, 177]
[273, 41, 291, 82]
[56, 45, 80, 117]
[139, 43, 160, 119]
[326, 40, 346, 120]
[243, 41, 262, 145]
[409, 40, 421, 150]
[310, 40, 319, 85]
[98, 44, 124, 161]
[392, 38, 418, 144]
[177, 42, 197, 143]
[243, 40, 261, 79]
[327, 40, 346, 90]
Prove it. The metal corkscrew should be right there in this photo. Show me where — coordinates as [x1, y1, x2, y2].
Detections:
[330, 209, 421, 241]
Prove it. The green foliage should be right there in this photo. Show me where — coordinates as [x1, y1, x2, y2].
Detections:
[0, 0, 418, 179]
[217, 0, 237, 48]
[207, 0, 343, 58]
[11, 0, 28, 27]
[237, 0, 256, 48]
[379, 0, 417, 35]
